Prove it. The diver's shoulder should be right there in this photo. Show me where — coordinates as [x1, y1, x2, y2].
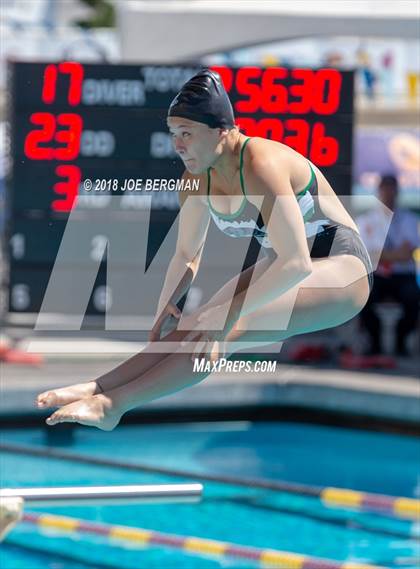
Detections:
[244, 136, 292, 163]
[242, 136, 293, 175]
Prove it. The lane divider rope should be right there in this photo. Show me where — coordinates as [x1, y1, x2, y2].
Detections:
[22, 511, 386, 569]
[2, 443, 418, 520]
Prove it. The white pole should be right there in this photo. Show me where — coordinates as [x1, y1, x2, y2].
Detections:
[0, 484, 203, 506]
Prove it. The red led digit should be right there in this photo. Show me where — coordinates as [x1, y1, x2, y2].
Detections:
[24, 113, 56, 159]
[289, 69, 313, 114]
[283, 119, 310, 156]
[42, 65, 58, 104]
[235, 67, 262, 113]
[261, 67, 288, 113]
[235, 117, 257, 136]
[256, 118, 284, 142]
[210, 66, 234, 92]
[58, 62, 84, 106]
[24, 112, 83, 160]
[41, 62, 84, 105]
[310, 122, 339, 165]
[55, 113, 83, 160]
[52, 165, 81, 212]
[312, 69, 342, 115]
[237, 117, 284, 142]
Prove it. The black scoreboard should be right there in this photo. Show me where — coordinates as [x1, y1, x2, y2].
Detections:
[7, 62, 354, 314]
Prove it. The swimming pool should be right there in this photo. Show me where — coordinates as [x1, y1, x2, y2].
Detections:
[1, 420, 419, 568]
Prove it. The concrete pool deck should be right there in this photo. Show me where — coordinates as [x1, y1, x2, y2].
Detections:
[1, 334, 419, 425]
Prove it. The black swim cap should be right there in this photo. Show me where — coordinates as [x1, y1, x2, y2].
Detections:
[167, 69, 235, 129]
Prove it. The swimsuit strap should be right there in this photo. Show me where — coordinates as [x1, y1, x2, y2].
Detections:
[239, 137, 252, 196]
[206, 166, 211, 196]
[297, 162, 317, 197]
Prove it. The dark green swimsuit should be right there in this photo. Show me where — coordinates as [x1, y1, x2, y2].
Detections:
[206, 137, 374, 291]
[206, 137, 331, 249]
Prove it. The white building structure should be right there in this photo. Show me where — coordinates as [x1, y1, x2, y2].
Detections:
[116, 1, 420, 62]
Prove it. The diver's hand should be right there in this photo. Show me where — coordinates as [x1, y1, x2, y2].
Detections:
[180, 304, 233, 362]
[149, 302, 182, 342]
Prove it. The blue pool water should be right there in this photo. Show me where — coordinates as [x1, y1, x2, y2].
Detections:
[1, 421, 419, 568]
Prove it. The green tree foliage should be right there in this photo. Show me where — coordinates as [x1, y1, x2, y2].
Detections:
[75, 0, 115, 28]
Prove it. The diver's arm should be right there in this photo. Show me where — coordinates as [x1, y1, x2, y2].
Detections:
[152, 171, 210, 335]
[155, 245, 204, 319]
[206, 156, 312, 327]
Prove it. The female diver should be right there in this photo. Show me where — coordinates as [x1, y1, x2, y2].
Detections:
[36, 69, 373, 430]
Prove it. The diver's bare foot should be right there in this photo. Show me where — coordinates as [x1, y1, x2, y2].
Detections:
[36, 382, 100, 409]
[45, 394, 121, 431]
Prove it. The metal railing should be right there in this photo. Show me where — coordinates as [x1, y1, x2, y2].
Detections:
[0, 483, 203, 507]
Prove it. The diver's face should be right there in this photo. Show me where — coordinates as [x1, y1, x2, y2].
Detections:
[167, 117, 222, 174]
